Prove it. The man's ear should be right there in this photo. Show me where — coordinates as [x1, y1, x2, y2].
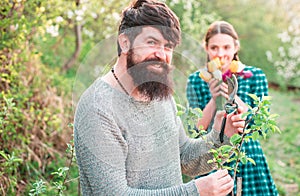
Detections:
[118, 33, 130, 54]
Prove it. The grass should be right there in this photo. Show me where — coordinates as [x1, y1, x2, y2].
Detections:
[261, 89, 300, 196]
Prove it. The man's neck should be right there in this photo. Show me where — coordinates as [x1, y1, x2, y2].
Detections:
[102, 61, 149, 102]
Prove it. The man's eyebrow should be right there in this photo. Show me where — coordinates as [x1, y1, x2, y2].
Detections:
[146, 35, 159, 42]
[146, 35, 173, 46]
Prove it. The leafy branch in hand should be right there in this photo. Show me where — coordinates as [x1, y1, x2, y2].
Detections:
[177, 93, 281, 196]
[209, 94, 281, 196]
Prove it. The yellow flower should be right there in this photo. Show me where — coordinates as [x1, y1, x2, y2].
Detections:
[199, 69, 212, 82]
[229, 60, 239, 72]
[208, 58, 222, 72]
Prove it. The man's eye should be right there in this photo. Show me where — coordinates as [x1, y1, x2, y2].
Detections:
[165, 44, 174, 50]
[148, 41, 156, 45]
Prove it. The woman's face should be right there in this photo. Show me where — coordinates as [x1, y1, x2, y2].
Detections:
[206, 33, 239, 73]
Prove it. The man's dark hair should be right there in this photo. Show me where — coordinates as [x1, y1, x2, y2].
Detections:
[117, 0, 181, 56]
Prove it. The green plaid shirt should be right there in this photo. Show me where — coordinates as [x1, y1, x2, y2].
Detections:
[186, 65, 278, 196]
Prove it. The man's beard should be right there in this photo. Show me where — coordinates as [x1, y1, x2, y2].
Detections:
[126, 50, 174, 101]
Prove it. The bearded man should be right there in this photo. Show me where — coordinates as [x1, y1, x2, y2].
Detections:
[73, 0, 245, 195]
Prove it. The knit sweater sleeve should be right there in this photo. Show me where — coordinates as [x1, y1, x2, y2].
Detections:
[178, 115, 231, 177]
[74, 84, 200, 195]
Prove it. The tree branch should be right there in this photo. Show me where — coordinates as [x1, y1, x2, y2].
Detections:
[62, 0, 82, 71]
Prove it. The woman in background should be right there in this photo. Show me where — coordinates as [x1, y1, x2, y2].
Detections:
[186, 21, 278, 195]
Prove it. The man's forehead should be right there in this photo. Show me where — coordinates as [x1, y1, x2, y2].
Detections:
[141, 26, 162, 36]
[136, 26, 170, 42]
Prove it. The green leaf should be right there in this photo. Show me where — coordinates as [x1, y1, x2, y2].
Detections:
[187, 119, 194, 127]
[190, 130, 199, 138]
[262, 96, 272, 101]
[261, 124, 268, 132]
[243, 136, 250, 143]
[198, 129, 207, 135]
[252, 131, 260, 140]
[269, 113, 279, 119]
[220, 145, 233, 153]
[247, 158, 256, 165]
[209, 149, 218, 154]
[176, 111, 184, 116]
[248, 93, 259, 101]
[191, 107, 203, 118]
[176, 104, 186, 111]
[230, 134, 242, 145]
[244, 129, 251, 134]
[261, 131, 267, 139]
[227, 157, 237, 163]
[223, 166, 233, 170]
[273, 126, 281, 133]
[240, 156, 247, 164]
[0, 151, 8, 160]
[207, 160, 214, 164]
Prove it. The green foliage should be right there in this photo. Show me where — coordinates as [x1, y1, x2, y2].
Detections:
[260, 89, 300, 195]
[1, 0, 175, 194]
[209, 94, 280, 176]
[0, 151, 23, 194]
[166, 0, 220, 41]
[178, 93, 281, 194]
[51, 167, 69, 195]
[34, 0, 131, 71]
[0, 0, 74, 195]
[27, 139, 77, 196]
[29, 180, 47, 196]
[246, 94, 281, 137]
[176, 104, 203, 137]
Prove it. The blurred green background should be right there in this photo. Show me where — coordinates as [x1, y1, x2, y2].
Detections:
[1, 0, 299, 195]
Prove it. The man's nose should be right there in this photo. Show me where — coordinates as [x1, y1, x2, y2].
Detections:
[154, 46, 167, 61]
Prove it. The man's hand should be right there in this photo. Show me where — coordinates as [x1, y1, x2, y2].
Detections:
[195, 169, 234, 196]
[213, 107, 246, 137]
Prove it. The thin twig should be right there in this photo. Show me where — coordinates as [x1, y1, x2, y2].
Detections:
[231, 106, 260, 196]
[57, 143, 75, 195]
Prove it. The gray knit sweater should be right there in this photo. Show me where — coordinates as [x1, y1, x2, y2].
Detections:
[74, 78, 230, 195]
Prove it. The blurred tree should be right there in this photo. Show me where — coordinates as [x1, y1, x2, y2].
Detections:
[166, 0, 220, 41]
[266, 0, 300, 88]
[50, 0, 131, 71]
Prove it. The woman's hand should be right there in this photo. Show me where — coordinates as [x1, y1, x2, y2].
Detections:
[208, 78, 229, 101]
[213, 107, 246, 137]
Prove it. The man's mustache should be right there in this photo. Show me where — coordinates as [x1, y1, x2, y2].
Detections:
[135, 59, 172, 72]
